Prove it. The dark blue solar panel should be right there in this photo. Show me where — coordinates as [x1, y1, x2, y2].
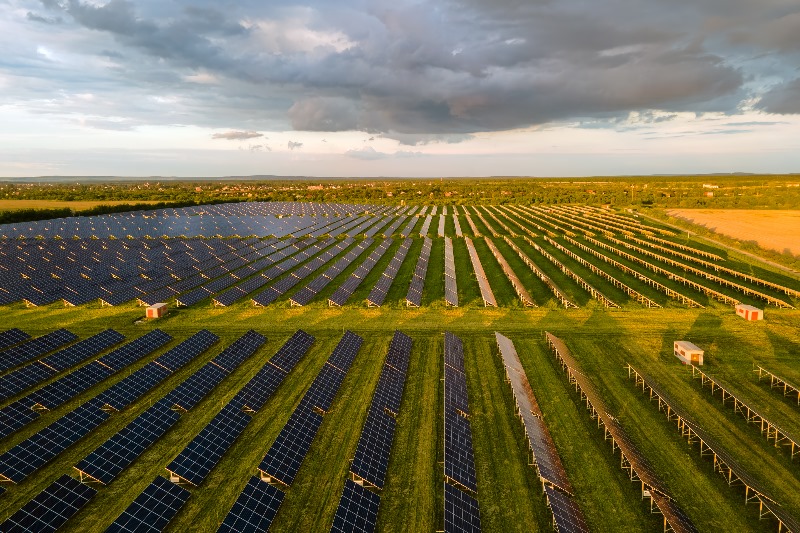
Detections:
[40, 329, 125, 372]
[0, 474, 96, 533]
[97, 330, 172, 370]
[0, 329, 77, 372]
[106, 476, 190, 533]
[166, 404, 251, 486]
[161, 363, 228, 411]
[0, 400, 40, 440]
[210, 330, 267, 372]
[75, 399, 180, 485]
[0, 328, 30, 351]
[0, 401, 108, 483]
[331, 479, 381, 533]
[267, 330, 314, 372]
[94, 363, 172, 411]
[218, 477, 285, 533]
[153, 329, 218, 371]
[257, 407, 323, 487]
[444, 483, 482, 533]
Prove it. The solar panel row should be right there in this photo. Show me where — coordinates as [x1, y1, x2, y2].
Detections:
[405, 237, 432, 307]
[443, 332, 482, 533]
[165, 331, 312, 487]
[290, 239, 374, 306]
[495, 333, 588, 532]
[220, 331, 363, 532]
[464, 237, 497, 307]
[74, 331, 260, 486]
[329, 239, 394, 306]
[0, 329, 122, 401]
[0, 328, 30, 351]
[444, 238, 458, 307]
[348, 331, 412, 491]
[0, 328, 77, 372]
[106, 475, 191, 533]
[547, 335, 699, 533]
[0, 474, 97, 533]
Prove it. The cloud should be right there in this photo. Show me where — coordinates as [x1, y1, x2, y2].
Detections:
[212, 130, 264, 140]
[26, 12, 63, 24]
[2, 0, 800, 145]
[288, 140, 303, 150]
[345, 146, 387, 160]
[757, 79, 800, 114]
[345, 146, 426, 159]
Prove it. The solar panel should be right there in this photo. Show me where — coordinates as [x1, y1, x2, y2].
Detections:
[366, 239, 412, 307]
[0, 400, 40, 440]
[26, 360, 115, 410]
[350, 410, 397, 489]
[97, 330, 173, 371]
[152, 329, 219, 371]
[0, 474, 97, 533]
[230, 365, 286, 412]
[95, 330, 218, 411]
[166, 404, 250, 486]
[218, 476, 286, 533]
[39, 329, 125, 372]
[268, 330, 315, 372]
[329, 240, 393, 306]
[331, 479, 381, 533]
[464, 237, 497, 307]
[163, 363, 229, 411]
[443, 332, 478, 494]
[258, 406, 324, 486]
[75, 399, 180, 485]
[257, 331, 362, 486]
[544, 486, 590, 533]
[106, 476, 190, 533]
[444, 483, 481, 533]
[0, 328, 78, 372]
[444, 238, 458, 306]
[0, 400, 109, 483]
[0, 328, 30, 351]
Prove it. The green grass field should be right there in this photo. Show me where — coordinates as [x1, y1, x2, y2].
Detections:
[1, 206, 799, 532]
[1, 301, 798, 532]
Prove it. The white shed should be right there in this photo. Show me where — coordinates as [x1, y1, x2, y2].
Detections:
[735, 304, 763, 321]
[674, 340, 704, 366]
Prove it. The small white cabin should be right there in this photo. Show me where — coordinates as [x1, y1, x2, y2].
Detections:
[674, 340, 704, 366]
[735, 304, 763, 321]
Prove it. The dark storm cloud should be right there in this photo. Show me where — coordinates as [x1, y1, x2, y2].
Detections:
[758, 79, 800, 114]
[4, 0, 800, 140]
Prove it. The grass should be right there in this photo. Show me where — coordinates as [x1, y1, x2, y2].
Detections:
[1, 304, 799, 532]
[2, 208, 800, 532]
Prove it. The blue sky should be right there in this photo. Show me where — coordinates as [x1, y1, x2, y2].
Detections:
[2, 0, 800, 177]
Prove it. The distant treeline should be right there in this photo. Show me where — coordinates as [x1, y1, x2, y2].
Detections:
[0, 199, 243, 225]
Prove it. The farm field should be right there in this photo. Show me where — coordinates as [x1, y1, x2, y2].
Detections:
[0, 200, 162, 211]
[0, 201, 799, 532]
[667, 209, 800, 256]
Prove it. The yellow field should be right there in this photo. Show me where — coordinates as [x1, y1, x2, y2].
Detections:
[667, 209, 800, 256]
[0, 200, 160, 211]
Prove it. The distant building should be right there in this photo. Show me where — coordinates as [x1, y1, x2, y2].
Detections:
[702, 184, 719, 189]
[674, 340, 704, 365]
[704, 191, 714, 197]
[735, 304, 763, 321]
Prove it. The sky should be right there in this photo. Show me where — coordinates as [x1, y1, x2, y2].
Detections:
[1, 0, 800, 177]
